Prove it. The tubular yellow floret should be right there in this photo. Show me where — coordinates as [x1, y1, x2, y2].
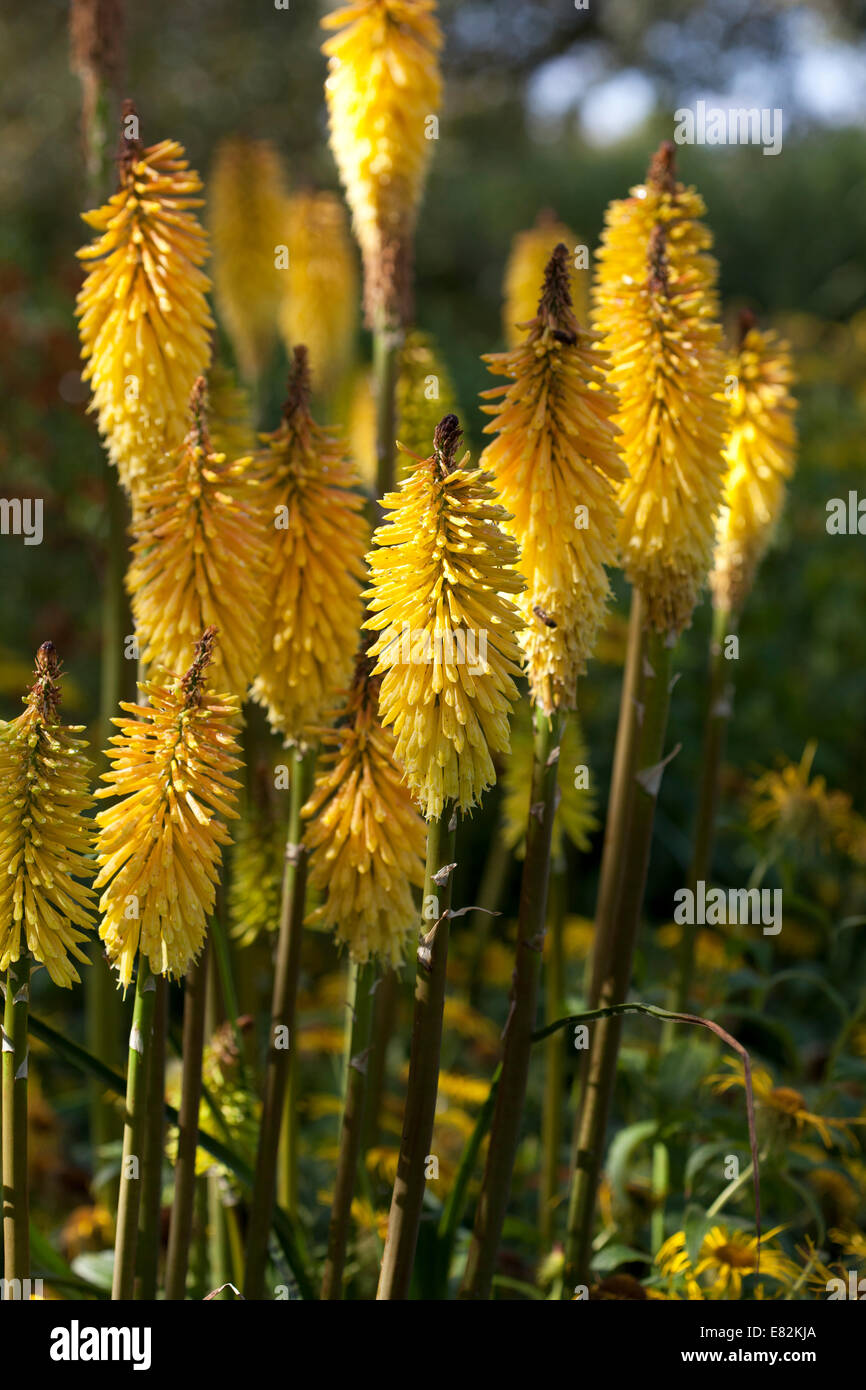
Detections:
[710, 313, 798, 615]
[210, 136, 290, 384]
[321, 0, 443, 327]
[127, 378, 272, 700]
[278, 190, 358, 398]
[482, 244, 625, 713]
[0, 644, 95, 988]
[76, 105, 213, 493]
[94, 629, 243, 990]
[302, 650, 426, 966]
[364, 414, 524, 819]
[594, 142, 727, 636]
[252, 347, 369, 742]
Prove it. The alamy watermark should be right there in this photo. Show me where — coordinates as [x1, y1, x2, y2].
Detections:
[0, 497, 43, 545]
[674, 100, 783, 157]
[673, 880, 782, 935]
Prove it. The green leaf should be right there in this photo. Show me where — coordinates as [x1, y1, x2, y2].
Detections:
[606, 1120, 657, 1207]
[591, 1242, 652, 1273]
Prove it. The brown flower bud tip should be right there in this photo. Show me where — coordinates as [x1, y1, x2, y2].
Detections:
[117, 97, 143, 177]
[181, 626, 218, 707]
[647, 140, 677, 194]
[738, 307, 757, 344]
[433, 413, 463, 476]
[648, 224, 670, 296]
[187, 375, 212, 451]
[30, 641, 62, 720]
[282, 345, 312, 422]
[539, 244, 579, 341]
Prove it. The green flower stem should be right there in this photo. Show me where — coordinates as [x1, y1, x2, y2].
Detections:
[322, 959, 376, 1299]
[134, 974, 167, 1300]
[165, 941, 210, 1300]
[112, 955, 156, 1300]
[377, 807, 457, 1300]
[564, 624, 675, 1292]
[243, 745, 315, 1300]
[540, 857, 567, 1248]
[2, 953, 31, 1283]
[460, 708, 564, 1300]
[675, 603, 735, 1012]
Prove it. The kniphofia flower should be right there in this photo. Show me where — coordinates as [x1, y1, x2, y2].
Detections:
[482, 244, 625, 713]
[210, 136, 290, 384]
[594, 142, 727, 636]
[321, 0, 443, 327]
[0, 643, 95, 988]
[278, 190, 358, 398]
[302, 649, 426, 966]
[710, 313, 798, 616]
[127, 378, 272, 699]
[94, 629, 243, 990]
[76, 106, 213, 492]
[364, 414, 524, 819]
[252, 346, 368, 741]
[502, 212, 588, 349]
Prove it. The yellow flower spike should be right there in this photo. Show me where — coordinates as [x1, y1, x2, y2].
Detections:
[0, 643, 96, 988]
[321, 0, 443, 328]
[594, 141, 728, 636]
[127, 378, 272, 700]
[94, 628, 243, 990]
[252, 346, 369, 741]
[209, 136, 290, 385]
[207, 361, 256, 461]
[710, 312, 798, 616]
[364, 414, 524, 820]
[502, 699, 598, 859]
[502, 212, 589, 349]
[302, 648, 426, 967]
[278, 190, 358, 399]
[76, 103, 213, 494]
[482, 244, 626, 713]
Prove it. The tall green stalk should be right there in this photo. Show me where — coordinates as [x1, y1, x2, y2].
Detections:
[165, 942, 210, 1300]
[460, 709, 564, 1300]
[675, 603, 734, 1011]
[540, 857, 567, 1248]
[377, 808, 456, 1300]
[322, 960, 376, 1299]
[112, 956, 156, 1300]
[2, 953, 31, 1284]
[134, 974, 167, 1300]
[373, 319, 402, 509]
[243, 745, 315, 1300]
[564, 623, 675, 1291]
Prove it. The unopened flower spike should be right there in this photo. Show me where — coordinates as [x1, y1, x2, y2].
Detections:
[94, 627, 244, 991]
[502, 211, 589, 349]
[128, 376, 272, 700]
[0, 642, 96, 988]
[481, 243, 625, 713]
[321, 0, 443, 328]
[278, 190, 358, 398]
[710, 310, 798, 616]
[302, 644, 426, 967]
[365, 413, 524, 820]
[252, 345, 369, 742]
[594, 140, 728, 636]
[76, 101, 214, 493]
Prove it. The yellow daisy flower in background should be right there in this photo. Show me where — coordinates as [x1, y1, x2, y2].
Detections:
[594, 141, 727, 636]
[209, 135, 290, 384]
[482, 243, 625, 712]
[0, 643, 95, 988]
[502, 211, 588, 348]
[365, 414, 524, 819]
[657, 1225, 798, 1299]
[321, 0, 443, 327]
[76, 106, 213, 493]
[710, 1055, 862, 1149]
[745, 741, 866, 862]
[302, 649, 427, 967]
[710, 314, 798, 616]
[278, 190, 358, 399]
[128, 378, 272, 699]
[94, 629, 243, 989]
[253, 347, 369, 742]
